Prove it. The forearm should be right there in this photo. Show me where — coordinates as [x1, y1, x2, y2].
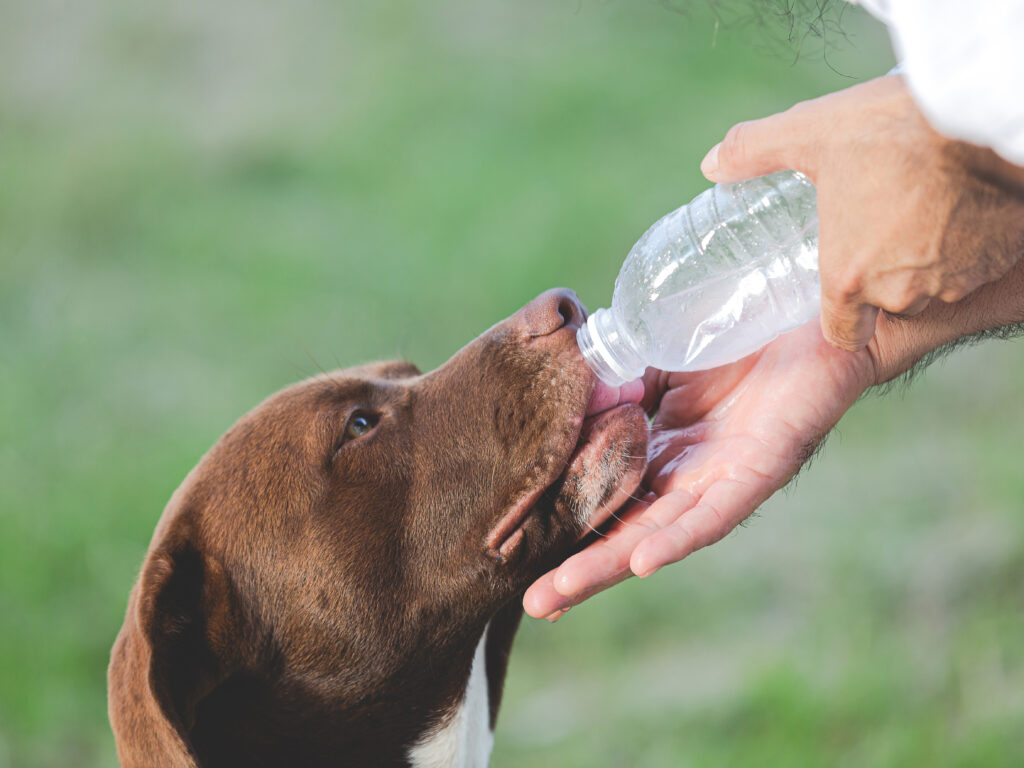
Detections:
[867, 254, 1024, 387]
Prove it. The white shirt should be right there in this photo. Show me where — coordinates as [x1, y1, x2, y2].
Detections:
[850, 0, 1024, 166]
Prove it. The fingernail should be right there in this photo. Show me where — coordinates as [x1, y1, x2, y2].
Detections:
[700, 143, 721, 178]
[545, 606, 570, 623]
[633, 559, 661, 579]
[546, 590, 573, 613]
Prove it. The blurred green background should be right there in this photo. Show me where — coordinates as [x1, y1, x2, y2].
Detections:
[3, 1, 1024, 766]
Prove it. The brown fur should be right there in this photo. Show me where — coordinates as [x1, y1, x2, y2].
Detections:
[108, 289, 647, 767]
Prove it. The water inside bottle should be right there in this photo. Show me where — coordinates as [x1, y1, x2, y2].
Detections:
[632, 248, 819, 371]
[613, 171, 820, 372]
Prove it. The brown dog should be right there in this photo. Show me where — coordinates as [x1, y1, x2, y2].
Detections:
[108, 289, 648, 767]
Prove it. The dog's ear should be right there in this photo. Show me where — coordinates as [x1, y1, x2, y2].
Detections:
[109, 537, 239, 767]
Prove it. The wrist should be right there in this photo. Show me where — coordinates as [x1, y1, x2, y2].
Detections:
[888, 71, 1024, 193]
[866, 257, 1024, 386]
[944, 141, 1024, 196]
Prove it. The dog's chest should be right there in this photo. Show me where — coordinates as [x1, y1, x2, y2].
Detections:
[406, 624, 494, 768]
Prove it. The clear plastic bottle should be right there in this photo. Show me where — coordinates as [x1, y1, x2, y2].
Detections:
[577, 170, 820, 386]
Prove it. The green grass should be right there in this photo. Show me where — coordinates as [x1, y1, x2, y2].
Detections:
[3, 1, 1023, 766]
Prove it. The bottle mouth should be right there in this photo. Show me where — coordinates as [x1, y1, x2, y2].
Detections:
[576, 312, 633, 387]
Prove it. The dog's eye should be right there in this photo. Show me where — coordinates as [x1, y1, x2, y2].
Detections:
[344, 411, 378, 440]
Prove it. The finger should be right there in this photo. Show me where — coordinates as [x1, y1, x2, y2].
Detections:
[524, 570, 635, 622]
[701, 109, 814, 183]
[651, 353, 760, 428]
[640, 367, 669, 414]
[551, 499, 659, 598]
[883, 295, 931, 319]
[820, 291, 879, 352]
[630, 478, 763, 577]
[525, 500, 656, 618]
[523, 570, 570, 619]
[523, 499, 654, 618]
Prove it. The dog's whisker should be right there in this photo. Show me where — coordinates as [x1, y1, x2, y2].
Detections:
[579, 511, 609, 538]
[582, 476, 652, 532]
[611, 487, 650, 506]
[301, 344, 345, 388]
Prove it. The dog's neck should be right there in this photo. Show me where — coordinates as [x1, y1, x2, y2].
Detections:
[407, 623, 494, 768]
[178, 600, 524, 768]
[407, 598, 525, 768]
[111, 570, 525, 768]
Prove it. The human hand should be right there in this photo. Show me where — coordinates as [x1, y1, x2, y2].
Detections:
[700, 75, 1024, 352]
[524, 254, 1024, 621]
[524, 321, 875, 619]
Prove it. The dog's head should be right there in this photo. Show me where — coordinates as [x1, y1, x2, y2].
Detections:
[108, 289, 648, 766]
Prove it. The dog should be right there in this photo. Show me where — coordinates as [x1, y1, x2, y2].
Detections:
[108, 288, 648, 767]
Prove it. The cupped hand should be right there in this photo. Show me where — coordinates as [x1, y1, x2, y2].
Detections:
[523, 322, 875, 620]
[701, 74, 1024, 352]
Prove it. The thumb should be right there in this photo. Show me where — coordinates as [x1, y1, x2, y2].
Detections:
[701, 109, 814, 183]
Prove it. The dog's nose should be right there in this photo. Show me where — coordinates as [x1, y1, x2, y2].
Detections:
[520, 288, 587, 338]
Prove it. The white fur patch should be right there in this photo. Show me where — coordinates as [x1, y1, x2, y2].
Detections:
[407, 623, 494, 768]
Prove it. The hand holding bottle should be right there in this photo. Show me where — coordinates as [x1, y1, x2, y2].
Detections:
[701, 74, 1024, 352]
[577, 170, 822, 384]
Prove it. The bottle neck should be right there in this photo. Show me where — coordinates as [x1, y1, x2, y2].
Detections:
[576, 309, 646, 386]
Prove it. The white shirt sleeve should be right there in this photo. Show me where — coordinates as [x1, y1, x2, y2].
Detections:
[849, 0, 1024, 166]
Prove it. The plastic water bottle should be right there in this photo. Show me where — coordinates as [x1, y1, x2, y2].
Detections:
[577, 170, 820, 386]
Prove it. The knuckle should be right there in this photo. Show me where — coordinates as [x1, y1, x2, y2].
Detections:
[679, 523, 710, 554]
[699, 504, 730, 547]
[938, 283, 970, 303]
[824, 270, 863, 304]
[705, 523, 729, 547]
[783, 96, 820, 121]
[921, 270, 946, 296]
[825, 328, 864, 352]
[879, 284, 925, 314]
[823, 280, 856, 311]
[720, 121, 751, 165]
[837, 283, 861, 304]
[636, 517, 664, 537]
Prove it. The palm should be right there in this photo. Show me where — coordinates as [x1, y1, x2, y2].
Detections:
[524, 322, 874, 619]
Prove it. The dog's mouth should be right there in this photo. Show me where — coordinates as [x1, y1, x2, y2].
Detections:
[485, 377, 648, 561]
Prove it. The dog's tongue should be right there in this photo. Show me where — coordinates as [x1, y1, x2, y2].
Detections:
[586, 377, 645, 417]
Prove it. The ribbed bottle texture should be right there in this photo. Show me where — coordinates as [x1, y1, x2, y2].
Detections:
[578, 170, 820, 386]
